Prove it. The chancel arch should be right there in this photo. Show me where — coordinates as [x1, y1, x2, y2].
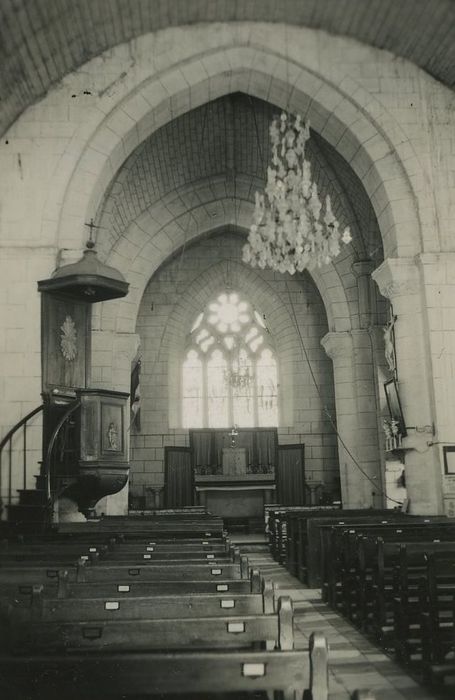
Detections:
[129, 229, 341, 507]
[85, 86, 388, 511]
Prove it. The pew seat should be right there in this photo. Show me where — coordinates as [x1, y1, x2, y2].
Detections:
[0, 635, 329, 700]
[3, 596, 293, 654]
[0, 573, 263, 599]
[3, 579, 275, 620]
[0, 558, 249, 584]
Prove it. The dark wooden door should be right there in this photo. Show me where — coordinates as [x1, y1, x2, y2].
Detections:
[164, 447, 193, 508]
[276, 444, 305, 505]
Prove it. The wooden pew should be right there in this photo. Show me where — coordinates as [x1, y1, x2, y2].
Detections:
[319, 517, 450, 603]
[0, 567, 264, 600]
[336, 524, 455, 620]
[0, 516, 377, 700]
[0, 546, 239, 565]
[358, 536, 455, 643]
[8, 577, 275, 621]
[418, 551, 455, 676]
[0, 539, 231, 556]
[0, 633, 331, 700]
[267, 506, 338, 564]
[3, 596, 294, 654]
[0, 556, 250, 584]
[56, 517, 225, 539]
[307, 513, 447, 589]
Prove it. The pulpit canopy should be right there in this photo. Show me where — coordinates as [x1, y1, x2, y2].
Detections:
[38, 241, 129, 303]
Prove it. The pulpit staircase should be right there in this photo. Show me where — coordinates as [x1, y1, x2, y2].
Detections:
[0, 401, 80, 534]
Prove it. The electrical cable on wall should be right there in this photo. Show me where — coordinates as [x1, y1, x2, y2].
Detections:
[285, 281, 403, 506]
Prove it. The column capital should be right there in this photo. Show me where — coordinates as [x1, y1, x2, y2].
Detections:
[321, 331, 353, 361]
[372, 257, 420, 299]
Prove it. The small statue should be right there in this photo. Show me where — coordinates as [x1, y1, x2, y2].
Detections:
[390, 419, 400, 438]
[382, 418, 392, 440]
[383, 312, 397, 374]
[107, 422, 119, 450]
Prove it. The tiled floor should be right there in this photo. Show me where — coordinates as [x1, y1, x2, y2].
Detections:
[232, 539, 448, 700]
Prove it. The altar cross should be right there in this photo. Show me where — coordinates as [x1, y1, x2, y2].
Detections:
[229, 425, 238, 447]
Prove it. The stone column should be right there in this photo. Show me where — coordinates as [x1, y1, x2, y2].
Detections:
[321, 330, 383, 508]
[352, 260, 375, 329]
[372, 257, 444, 515]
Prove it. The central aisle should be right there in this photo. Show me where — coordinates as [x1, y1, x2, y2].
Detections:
[231, 536, 444, 700]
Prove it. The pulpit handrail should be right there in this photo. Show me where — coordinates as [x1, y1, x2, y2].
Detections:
[44, 399, 81, 505]
[0, 404, 44, 452]
[0, 403, 44, 508]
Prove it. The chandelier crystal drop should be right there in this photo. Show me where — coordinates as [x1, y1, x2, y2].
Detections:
[243, 112, 352, 275]
[223, 361, 252, 391]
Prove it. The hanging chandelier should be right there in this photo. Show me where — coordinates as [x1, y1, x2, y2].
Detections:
[224, 363, 252, 391]
[243, 112, 352, 275]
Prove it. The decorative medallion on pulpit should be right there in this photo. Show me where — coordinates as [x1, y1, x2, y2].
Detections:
[60, 315, 78, 361]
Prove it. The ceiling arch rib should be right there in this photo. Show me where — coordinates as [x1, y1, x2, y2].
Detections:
[1, 1, 454, 138]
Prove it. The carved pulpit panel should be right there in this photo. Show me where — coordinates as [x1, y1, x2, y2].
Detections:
[74, 388, 130, 516]
[41, 292, 91, 394]
[78, 390, 128, 465]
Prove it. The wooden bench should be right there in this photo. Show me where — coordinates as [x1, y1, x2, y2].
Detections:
[56, 517, 225, 539]
[0, 633, 331, 700]
[3, 596, 294, 654]
[0, 539, 232, 556]
[0, 547, 239, 566]
[319, 517, 451, 605]
[267, 506, 338, 564]
[0, 515, 378, 700]
[7, 577, 275, 621]
[358, 535, 455, 643]
[417, 551, 455, 677]
[0, 556, 250, 584]
[308, 512, 446, 589]
[0, 568, 264, 599]
[335, 523, 455, 622]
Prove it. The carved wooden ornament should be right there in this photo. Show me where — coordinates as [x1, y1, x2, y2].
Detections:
[60, 315, 78, 361]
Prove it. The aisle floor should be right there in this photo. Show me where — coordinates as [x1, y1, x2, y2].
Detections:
[233, 541, 445, 700]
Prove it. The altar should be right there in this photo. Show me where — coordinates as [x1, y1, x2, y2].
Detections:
[194, 474, 276, 519]
[189, 428, 278, 519]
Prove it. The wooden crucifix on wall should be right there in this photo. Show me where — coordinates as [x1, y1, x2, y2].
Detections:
[383, 305, 397, 379]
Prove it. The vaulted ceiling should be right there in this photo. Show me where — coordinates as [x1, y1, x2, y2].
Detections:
[98, 93, 382, 265]
[1, 0, 455, 137]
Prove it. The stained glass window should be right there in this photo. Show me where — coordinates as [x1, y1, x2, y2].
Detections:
[181, 292, 278, 427]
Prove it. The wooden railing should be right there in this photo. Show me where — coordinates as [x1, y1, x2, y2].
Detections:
[0, 404, 44, 511]
[44, 399, 81, 504]
[0, 399, 82, 522]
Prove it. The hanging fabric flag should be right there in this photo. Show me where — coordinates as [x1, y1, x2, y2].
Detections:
[130, 358, 141, 430]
